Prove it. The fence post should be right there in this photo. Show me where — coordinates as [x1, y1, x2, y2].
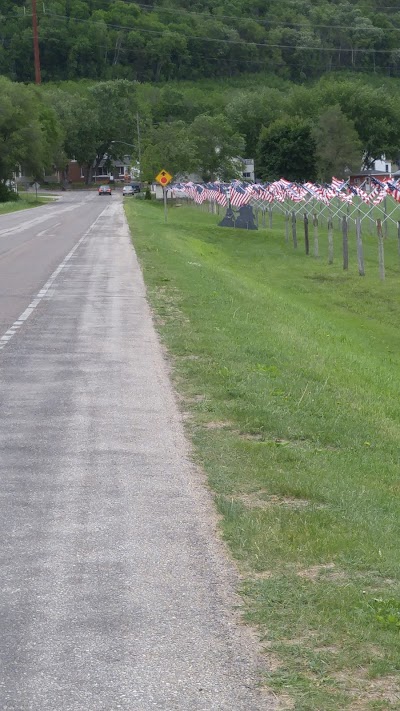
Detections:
[285, 211, 289, 244]
[356, 214, 365, 276]
[268, 207, 273, 228]
[377, 219, 385, 280]
[313, 214, 319, 257]
[328, 214, 334, 264]
[304, 213, 309, 255]
[262, 208, 266, 228]
[292, 211, 298, 249]
[397, 221, 400, 262]
[383, 197, 388, 238]
[342, 216, 349, 270]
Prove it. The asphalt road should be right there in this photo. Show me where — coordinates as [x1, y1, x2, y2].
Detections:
[0, 193, 274, 710]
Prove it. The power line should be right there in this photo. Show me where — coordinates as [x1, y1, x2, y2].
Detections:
[80, 0, 400, 31]
[23, 26, 400, 78]
[41, 12, 399, 53]
[56, 0, 400, 32]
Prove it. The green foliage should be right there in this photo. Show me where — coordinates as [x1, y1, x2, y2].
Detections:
[0, 183, 19, 203]
[141, 121, 197, 181]
[48, 79, 138, 182]
[313, 105, 362, 181]
[372, 598, 400, 632]
[191, 114, 245, 181]
[225, 88, 285, 158]
[257, 117, 317, 181]
[3, 0, 400, 83]
[0, 77, 63, 184]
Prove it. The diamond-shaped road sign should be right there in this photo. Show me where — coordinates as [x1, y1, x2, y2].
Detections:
[155, 169, 173, 186]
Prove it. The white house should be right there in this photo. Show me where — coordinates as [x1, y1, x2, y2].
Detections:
[242, 158, 255, 182]
[367, 156, 392, 174]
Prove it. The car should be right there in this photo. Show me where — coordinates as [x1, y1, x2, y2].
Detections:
[130, 183, 141, 194]
[98, 185, 112, 195]
[122, 185, 135, 196]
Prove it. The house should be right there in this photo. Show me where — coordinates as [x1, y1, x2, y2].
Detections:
[67, 156, 132, 184]
[349, 169, 392, 190]
[370, 157, 392, 174]
[242, 158, 255, 182]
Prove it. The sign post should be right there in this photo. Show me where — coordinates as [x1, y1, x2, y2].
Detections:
[155, 169, 173, 224]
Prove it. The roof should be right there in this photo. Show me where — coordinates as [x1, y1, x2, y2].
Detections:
[349, 170, 391, 177]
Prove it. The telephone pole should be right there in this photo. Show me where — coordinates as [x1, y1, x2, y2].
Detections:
[31, 0, 41, 84]
[136, 112, 141, 181]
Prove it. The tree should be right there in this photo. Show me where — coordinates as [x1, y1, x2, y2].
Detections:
[140, 121, 197, 182]
[257, 117, 317, 182]
[225, 88, 285, 159]
[0, 78, 61, 193]
[190, 114, 245, 181]
[313, 105, 362, 182]
[317, 79, 400, 167]
[49, 80, 138, 183]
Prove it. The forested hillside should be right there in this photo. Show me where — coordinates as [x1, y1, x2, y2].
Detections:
[2, 0, 400, 83]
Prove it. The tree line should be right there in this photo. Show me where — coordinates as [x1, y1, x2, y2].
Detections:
[3, 0, 400, 83]
[2, 72, 400, 199]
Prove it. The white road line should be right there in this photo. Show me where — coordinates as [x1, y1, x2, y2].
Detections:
[0, 206, 110, 353]
[36, 222, 61, 237]
[0, 205, 86, 239]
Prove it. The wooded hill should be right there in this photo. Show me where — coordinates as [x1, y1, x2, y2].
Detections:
[2, 0, 400, 83]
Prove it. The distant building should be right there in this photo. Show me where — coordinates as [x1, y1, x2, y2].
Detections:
[241, 158, 255, 182]
[349, 169, 392, 190]
[370, 157, 392, 174]
[67, 156, 132, 183]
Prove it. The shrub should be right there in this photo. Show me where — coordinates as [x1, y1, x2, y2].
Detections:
[0, 183, 19, 203]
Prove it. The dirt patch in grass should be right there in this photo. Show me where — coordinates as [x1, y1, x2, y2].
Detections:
[184, 394, 207, 403]
[237, 490, 313, 510]
[296, 563, 348, 583]
[252, 570, 276, 580]
[204, 420, 234, 430]
[269, 691, 295, 710]
[266, 653, 284, 672]
[177, 354, 202, 361]
[335, 672, 400, 708]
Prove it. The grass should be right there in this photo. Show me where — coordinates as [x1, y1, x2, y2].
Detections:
[125, 199, 400, 710]
[0, 194, 52, 215]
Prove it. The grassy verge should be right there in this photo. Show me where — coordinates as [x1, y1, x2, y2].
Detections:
[0, 194, 52, 215]
[125, 199, 400, 711]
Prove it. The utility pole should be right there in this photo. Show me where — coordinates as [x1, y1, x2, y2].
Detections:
[31, 0, 41, 84]
[136, 112, 141, 181]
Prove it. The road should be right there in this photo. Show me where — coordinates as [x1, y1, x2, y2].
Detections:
[0, 192, 273, 710]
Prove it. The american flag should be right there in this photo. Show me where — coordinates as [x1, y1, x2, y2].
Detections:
[228, 183, 251, 207]
[194, 184, 206, 204]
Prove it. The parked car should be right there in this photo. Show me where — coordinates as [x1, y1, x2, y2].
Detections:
[98, 185, 112, 195]
[122, 185, 135, 196]
[130, 183, 141, 193]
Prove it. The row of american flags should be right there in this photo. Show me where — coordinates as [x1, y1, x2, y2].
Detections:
[173, 176, 400, 208]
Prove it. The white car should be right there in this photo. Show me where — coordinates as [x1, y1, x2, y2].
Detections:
[123, 185, 136, 196]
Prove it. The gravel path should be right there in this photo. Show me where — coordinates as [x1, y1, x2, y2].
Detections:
[0, 197, 275, 710]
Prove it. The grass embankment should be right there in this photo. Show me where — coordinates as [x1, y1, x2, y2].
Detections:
[0, 194, 52, 215]
[125, 199, 400, 711]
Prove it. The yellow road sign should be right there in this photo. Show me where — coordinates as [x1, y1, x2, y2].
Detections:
[155, 169, 173, 186]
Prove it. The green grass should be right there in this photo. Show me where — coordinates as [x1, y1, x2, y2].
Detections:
[125, 199, 400, 710]
[0, 194, 52, 215]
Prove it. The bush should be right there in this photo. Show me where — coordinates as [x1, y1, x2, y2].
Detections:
[145, 186, 152, 200]
[0, 183, 19, 203]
